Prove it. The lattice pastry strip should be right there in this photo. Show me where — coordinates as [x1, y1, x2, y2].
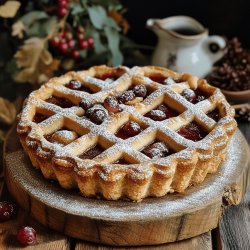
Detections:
[17, 65, 237, 201]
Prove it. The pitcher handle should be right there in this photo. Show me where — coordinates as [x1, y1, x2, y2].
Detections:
[203, 35, 226, 64]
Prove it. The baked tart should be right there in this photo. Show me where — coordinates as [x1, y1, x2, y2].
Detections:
[17, 65, 237, 201]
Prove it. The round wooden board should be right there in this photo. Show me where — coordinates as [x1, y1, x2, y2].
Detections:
[4, 127, 250, 246]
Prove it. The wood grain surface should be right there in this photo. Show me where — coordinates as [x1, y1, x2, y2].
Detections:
[3, 126, 250, 247]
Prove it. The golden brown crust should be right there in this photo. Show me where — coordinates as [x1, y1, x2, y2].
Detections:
[17, 65, 237, 201]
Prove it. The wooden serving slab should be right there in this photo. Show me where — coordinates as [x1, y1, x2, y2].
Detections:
[4, 127, 250, 246]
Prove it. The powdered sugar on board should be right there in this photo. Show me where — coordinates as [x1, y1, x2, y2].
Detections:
[5, 129, 249, 221]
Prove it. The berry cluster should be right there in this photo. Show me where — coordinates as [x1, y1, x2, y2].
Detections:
[49, 28, 94, 59]
[57, 0, 69, 18]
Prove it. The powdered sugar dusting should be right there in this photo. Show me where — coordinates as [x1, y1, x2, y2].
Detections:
[17, 65, 237, 197]
[6, 129, 247, 220]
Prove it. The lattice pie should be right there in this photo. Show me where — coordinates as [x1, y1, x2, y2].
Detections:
[17, 65, 237, 201]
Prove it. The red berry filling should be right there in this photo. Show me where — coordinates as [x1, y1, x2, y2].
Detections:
[79, 99, 93, 110]
[148, 75, 181, 84]
[65, 79, 94, 93]
[114, 158, 130, 165]
[142, 141, 173, 159]
[207, 109, 221, 122]
[33, 113, 49, 123]
[85, 106, 108, 125]
[132, 84, 147, 98]
[178, 122, 207, 141]
[145, 104, 178, 121]
[45, 96, 74, 108]
[181, 88, 210, 104]
[103, 96, 122, 113]
[79, 144, 105, 159]
[116, 121, 142, 140]
[118, 90, 136, 104]
[17, 226, 37, 246]
[0, 201, 14, 222]
[95, 74, 119, 82]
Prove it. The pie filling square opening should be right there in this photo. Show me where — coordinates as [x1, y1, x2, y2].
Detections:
[206, 108, 221, 122]
[78, 136, 114, 160]
[181, 88, 211, 104]
[78, 143, 105, 160]
[115, 119, 147, 140]
[64, 79, 97, 93]
[33, 112, 50, 123]
[177, 121, 208, 142]
[145, 103, 179, 121]
[128, 82, 156, 100]
[141, 140, 175, 159]
[45, 127, 79, 146]
[95, 73, 120, 83]
[45, 95, 75, 108]
[147, 74, 182, 85]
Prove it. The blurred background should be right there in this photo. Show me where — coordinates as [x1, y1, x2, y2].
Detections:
[122, 0, 250, 48]
[0, 0, 249, 139]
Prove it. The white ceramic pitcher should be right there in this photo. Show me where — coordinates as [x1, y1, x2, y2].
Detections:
[147, 16, 226, 77]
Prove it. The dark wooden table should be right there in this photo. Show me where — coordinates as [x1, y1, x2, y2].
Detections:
[0, 120, 249, 250]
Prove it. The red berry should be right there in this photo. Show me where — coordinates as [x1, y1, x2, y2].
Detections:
[178, 122, 207, 142]
[58, 7, 68, 18]
[49, 37, 60, 47]
[58, 0, 68, 8]
[65, 79, 82, 90]
[78, 33, 85, 41]
[68, 39, 75, 49]
[133, 84, 147, 98]
[118, 90, 135, 104]
[79, 39, 88, 49]
[79, 99, 93, 110]
[72, 50, 80, 59]
[103, 96, 121, 113]
[157, 104, 177, 118]
[122, 121, 141, 137]
[0, 201, 14, 222]
[87, 37, 94, 47]
[65, 32, 73, 41]
[17, 226, 37, 246]
[181, 89, 196, 103]
[86, 108, 107, 125]
[59, 42, 68, 54]
[145, 109, 166, 121]
[142, 142, 170, 159]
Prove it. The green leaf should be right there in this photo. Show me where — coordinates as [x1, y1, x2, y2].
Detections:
[20, 11, 48, 27]
[70, 3, 85, 15]
[104, 26, 123, 66]
[105, 17, 120, 30]
[87, 27, 107, 54]
[42, 16, 58, 37]
[87, 5, 107, 29]
[80, 50, 87, 58]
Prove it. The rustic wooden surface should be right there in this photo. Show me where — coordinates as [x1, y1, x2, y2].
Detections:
[0, 120, 249, 249]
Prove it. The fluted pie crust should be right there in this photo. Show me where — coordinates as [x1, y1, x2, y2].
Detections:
[17, 65, 237, 201]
